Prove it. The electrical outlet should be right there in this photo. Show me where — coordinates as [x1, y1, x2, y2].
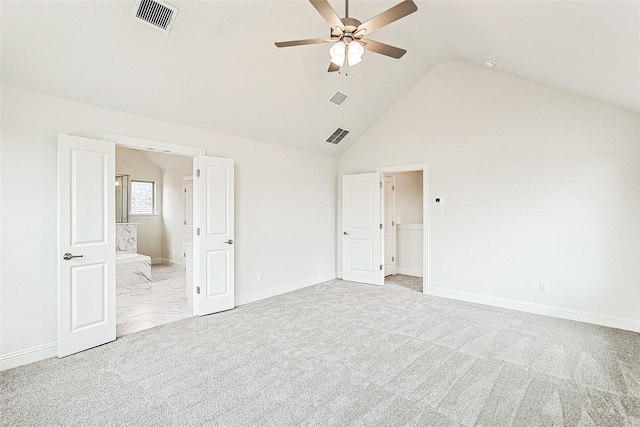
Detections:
[539, 281, 549, 293]
[257, 272, 263, 281]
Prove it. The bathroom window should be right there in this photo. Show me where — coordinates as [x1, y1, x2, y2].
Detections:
[131, 180, 155, 215]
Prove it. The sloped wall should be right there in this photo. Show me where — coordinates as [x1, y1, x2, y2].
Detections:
[339, 60, 640, 328]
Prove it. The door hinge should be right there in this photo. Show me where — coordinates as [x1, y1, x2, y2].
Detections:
[392, 185, 395, 191]
[380, 265, 383, 271]
[380, 223, 383, 229]
[183, 220, 187, 225]
[196, 228, 201, 236]
[379, 182, 383, 189]
[392, 221, 395, 226]
[196, 169, 201, 177]
[184, 188, 187, 193]
[183, 252, 186, 257]
[392, 256, 395, 262]
[196, 286, 200, 294]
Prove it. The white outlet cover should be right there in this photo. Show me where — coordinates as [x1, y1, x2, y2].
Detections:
[539, 281, 549, 292]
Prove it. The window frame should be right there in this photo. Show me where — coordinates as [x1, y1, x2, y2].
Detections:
[130, 180, 157, 216]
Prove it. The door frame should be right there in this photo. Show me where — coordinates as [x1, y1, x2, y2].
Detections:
[376, 163, 429, 295]
[103, 132, 205, 316]
[383, 173, 396, 277]
[183, 175, 194, 307]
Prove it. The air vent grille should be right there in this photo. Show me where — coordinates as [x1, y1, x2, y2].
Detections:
[326, 128, 350, 145]
[328, 91, 349, 106]
[132, 0, 178, 34]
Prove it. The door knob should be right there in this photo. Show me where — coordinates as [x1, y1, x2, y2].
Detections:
[63, 253, 84, 261]
[224, 239, 233, 244]
[343, 231, 349, 235]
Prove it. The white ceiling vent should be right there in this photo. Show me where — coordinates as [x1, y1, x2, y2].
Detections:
[326, 128, 350, 145]
[131, 0, 178, 34]
[328, 91, 349, 106]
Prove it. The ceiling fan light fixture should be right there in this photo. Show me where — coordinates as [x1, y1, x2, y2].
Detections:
[347, 55, 362, 66]
[330, 41, 346, 66]
[347, 41, 364, 66]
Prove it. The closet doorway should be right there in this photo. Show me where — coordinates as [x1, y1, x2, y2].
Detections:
[378, 164, 428, 294]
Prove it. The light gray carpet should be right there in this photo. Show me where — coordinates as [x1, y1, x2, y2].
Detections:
[2, 279, 640, 426]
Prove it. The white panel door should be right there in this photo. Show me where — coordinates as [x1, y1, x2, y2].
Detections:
[194, 156, 234, 315]
[384, 174, 396, 276]
[342, 173, 384, 285]
[58, 134, 115, 357]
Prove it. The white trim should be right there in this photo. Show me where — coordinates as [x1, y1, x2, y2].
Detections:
[103, 133, 205, 157]
[376, 163, 429, 296]
[0, 342, 58, 371]
[430, 286, 640, 333]
[377, 163, 427, 174]
[396, 268, 423, 277]
[397, 223, 423, 230]
[236, 273, 336, 306]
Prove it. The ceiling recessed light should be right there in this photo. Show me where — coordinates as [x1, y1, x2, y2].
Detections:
[484, 59, 496, 68]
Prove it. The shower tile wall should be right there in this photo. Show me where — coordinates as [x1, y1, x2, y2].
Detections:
[116, 223, 137, 253]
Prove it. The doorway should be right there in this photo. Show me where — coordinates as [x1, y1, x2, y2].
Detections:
[341, 164, 428, 293]
[114, 146, 193, 337]
[378, 164, 428, 294]
[57, 133, 235, 357]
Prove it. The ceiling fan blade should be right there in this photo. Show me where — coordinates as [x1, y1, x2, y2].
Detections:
[275, 38, 330, 48]
[309, 0, 344, 30]
[361, 39, 407, 59]
[328, 62, 340, 72]
[357, 0, 417, 36]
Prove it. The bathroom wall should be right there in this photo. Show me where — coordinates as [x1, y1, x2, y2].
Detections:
[162, 163, 193, 266]
[115, 147, 163, 263]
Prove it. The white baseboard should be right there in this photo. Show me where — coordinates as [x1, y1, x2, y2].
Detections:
[1, 274, 336, 371]
[236, 273, 336, 306]
[429, 286, 640, 333]
[160, 258, 184, 267]
[396, 267, 423, 277]
[0, 342, 57, 371]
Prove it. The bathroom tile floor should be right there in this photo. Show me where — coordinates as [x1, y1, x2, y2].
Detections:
[116, 265, 192, 338]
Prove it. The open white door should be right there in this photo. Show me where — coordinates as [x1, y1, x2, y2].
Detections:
[342, 173, 384, 285]
[194, 156, 235, 315]
[58, 134, 116, 357]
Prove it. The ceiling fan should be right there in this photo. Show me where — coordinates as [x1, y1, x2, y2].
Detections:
[275, 0, 418, 74]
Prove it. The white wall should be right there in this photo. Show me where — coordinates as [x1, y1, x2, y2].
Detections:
[395, 171, 423, 224]
[162, 163, 193, 266]
[339, 60, 640, 330]
[0, 86, 337, 366]
[116, 147, 163, 262]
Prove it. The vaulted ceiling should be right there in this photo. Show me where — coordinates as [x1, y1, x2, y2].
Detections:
[2, 1, 638, 157]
